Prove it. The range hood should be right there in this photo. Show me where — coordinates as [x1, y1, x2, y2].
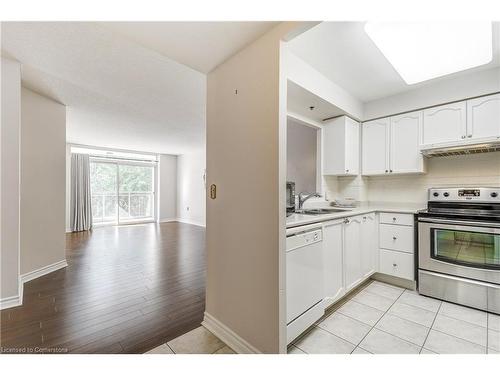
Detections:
[421, 140, 500, 157]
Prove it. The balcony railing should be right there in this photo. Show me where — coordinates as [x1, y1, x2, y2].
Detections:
[91, 192, 154, 223]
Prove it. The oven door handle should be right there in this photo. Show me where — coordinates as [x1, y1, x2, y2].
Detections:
[418, 217, 500, 228]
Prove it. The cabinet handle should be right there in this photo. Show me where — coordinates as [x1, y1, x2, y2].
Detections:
[344, 218, 350, 224]
[461, 135, 466, 139]
[393, 263, 398, 267]
[393, 236, 397, 240]
[392, 217, 397, 221]
[385, 170, 388, 173]
[390, 170, 393, 173]
[467, 135, 472, 138]
[346, 169, 349, 173]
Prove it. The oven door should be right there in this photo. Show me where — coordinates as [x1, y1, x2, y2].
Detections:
[418, 217, 500, 285]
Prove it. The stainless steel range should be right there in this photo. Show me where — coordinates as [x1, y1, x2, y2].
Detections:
[417, 187, 500, 314]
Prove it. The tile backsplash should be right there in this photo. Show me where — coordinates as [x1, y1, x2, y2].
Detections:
[322, 152, 500, 204]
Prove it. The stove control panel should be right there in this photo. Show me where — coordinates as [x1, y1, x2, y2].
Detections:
[458, 189, 481, 197]
[428, 187, 500, 202]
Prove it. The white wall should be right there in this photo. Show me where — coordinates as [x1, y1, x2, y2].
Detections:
[20, 88, 67, 275]
[158, 154, 177, 222]
[177, 149, 206, 227]
[364, 67, 500, 120]
[287, 118, 317, 193]
[366, 153, 500, 204]
[286, 50, 364, 120]
[0, 57, 21, 307]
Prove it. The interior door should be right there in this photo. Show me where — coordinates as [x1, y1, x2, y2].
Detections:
[362, 118, 390, 175]
[344, 216, 363, 291]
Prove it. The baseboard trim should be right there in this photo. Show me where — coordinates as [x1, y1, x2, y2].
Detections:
[20, 259, 68, 284]
[202, 312, 261, 354]
[159, 218, 177, 223]
[0, 294, 22, 310]
[176, 218, 206, 228]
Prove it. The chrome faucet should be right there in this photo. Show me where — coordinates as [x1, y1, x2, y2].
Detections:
[298, 192, 321, 209]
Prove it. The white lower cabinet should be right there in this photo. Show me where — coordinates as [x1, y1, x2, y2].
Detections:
[361, 213, 378, 278]
[378, 212, 415, 281]
[379, 249, 414, 280]
[322, 219, 344, 305]
[344, 216, 363, 291]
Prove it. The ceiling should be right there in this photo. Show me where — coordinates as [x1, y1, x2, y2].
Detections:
[1, 22, 278, 154]
[287, 80, 346, 122]
[288, 21, 500, 103]
[99, 22, 279, 73]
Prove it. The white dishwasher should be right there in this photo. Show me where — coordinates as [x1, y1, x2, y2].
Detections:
[286, 224, 325, 344]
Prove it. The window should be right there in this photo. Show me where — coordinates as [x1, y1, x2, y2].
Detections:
[90, 160, 155, 225]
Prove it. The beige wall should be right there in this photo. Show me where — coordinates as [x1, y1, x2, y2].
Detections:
[206, 23, 298, 353]
[20, 87, 66, 275]
[1, 57, 21, 304]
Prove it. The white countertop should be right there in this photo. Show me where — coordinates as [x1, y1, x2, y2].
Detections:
[286, 201, 425, 228]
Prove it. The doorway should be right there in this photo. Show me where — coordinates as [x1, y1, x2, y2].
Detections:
[90, 159, 156, 225]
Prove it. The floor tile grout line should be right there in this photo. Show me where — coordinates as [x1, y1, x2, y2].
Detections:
[314, 323, 364, 348]
[166, 342, 176, 354]
[350, 285, 406, 354]
[420, 301, 442, 353]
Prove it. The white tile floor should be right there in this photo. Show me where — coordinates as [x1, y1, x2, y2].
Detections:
[289, 280, 500, 354]
[145, 280, 500, 354]
[145, 326, 235, 354]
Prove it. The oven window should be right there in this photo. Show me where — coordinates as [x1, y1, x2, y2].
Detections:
[432, 229, 500, 269]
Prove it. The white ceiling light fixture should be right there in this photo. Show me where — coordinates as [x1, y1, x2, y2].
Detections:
[364, 21, 493, 85]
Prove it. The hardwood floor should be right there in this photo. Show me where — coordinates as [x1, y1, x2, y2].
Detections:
[0, 222, 206, 354]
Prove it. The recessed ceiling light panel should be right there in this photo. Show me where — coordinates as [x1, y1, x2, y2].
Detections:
[364, 21, 493, 84]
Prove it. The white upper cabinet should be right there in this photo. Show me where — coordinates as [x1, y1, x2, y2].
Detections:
[362, 112, 425, 176]
[467, 93, 500, 141]
[322, 116, 359, 176]
[390, 111, 425, 174]
[361, 118, 390, 175]
[422, 101, 467, 146]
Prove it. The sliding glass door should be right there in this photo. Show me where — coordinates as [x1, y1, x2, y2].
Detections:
[90, 160, 155, 225]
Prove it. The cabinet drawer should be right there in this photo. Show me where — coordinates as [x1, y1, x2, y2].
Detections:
[379, 224, 414, 253]
[379, 212, 414, 226]
[379, 249, 414, 281]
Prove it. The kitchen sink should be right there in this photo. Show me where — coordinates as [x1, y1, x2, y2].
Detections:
[295, 208, 350, 215]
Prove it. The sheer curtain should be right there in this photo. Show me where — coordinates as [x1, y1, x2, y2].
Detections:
[71, 153, 93, 231]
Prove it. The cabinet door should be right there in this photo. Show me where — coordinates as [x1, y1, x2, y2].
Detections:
[362, 118, 390, 175]
[361, 213, 377, 278]
[422, 102, 466, 146]
[390, 111, 425, 174]
[344, 117, 360, 175]
[322, 220, 344, 305]
[343, 216, 363, 291]
[467, 94, 500, 140]
[322, 117, 346, 175]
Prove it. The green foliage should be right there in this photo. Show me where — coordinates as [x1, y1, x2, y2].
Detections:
[90, 162, 153, 193]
